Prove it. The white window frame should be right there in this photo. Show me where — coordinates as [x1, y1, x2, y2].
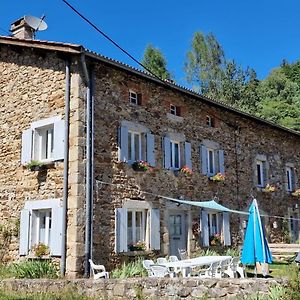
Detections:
[286, 166, 294, 192]
[207, 148, 215, 176]
[33, 125, 54, 162]
[170, 104, 177, 116]
[206, 115, 212, 127]
[127, 209, 147, 246]
[31, 209, 52, 248]
[129, 90, 138, 105]
[256, 160, 265, 187]
[170, 140, 180, 169]
[208, 212, 220, 237]
[128, 130, 142, 163]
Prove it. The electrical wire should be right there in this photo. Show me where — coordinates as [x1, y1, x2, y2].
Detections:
[0, 27, 10, 35]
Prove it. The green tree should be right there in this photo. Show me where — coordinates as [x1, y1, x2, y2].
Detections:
[142, 44, 171, 80]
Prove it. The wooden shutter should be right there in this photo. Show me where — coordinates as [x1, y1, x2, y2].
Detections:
[200, 145, 208, 175]
[137, 93, 143, 105]
[218, 150, 225, 174]
[201, 210, 209, 247]
[163, 137, 171, 169]
[185, 142, 192, 170]
[19, 209, 30, 255]
[115, 208, 128, 253]
[53, 119, 65, 161]
[21, 129, 33, 165]
[119, 126, 128, 162]
[50, 206, 63, 256]
[223, 212, 231, 246]
[146, 133, 155, 166]
[150, 208, 160, 250]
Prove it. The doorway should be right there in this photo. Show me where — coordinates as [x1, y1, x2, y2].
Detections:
[169, 212, 186, 257]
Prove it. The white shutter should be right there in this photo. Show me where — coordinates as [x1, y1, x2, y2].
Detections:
[218, 150, 225, 174]
[119, 127, 128, 162]
[19, 209, 30, 255]
[223, 212, 231, 246]
[163, 137, 171, 169]
[146, 133, 155, 166]
[185, 142, 192, 170]
[53, 119, 65, 161]
[21, 129, 33, 165]
[150, 208, 160, 250]
[200, 145, 208, 175]
[201, 210, 209, 247]
[50, 206, 63, 256]
[115, 208, 128, 253]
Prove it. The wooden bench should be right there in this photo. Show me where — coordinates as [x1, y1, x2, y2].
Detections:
[269, 243, 300, 261]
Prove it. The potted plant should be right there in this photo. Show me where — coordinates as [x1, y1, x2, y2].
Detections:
[25, 160, 45, 172]
[209, 233, 222, 246]
[32, 243, 50, 258]
[209, 173, 225, 182]
[132, 160, 152, 172]
[292, 188, 300, 197]
[262, 184, 276, 193]
[128, 241, 146, 251]
[179, 165, 193, 176]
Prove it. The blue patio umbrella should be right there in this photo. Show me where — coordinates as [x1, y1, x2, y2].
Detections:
[241, 199, 273, 275]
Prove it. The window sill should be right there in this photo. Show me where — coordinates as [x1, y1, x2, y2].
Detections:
[167, 113, 183, 123]
[120, 250, 152, 256]
[26, 254, 52, 260]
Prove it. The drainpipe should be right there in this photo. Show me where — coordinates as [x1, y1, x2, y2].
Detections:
[61, 59, 71, 276]
[81, 53, 94, 277]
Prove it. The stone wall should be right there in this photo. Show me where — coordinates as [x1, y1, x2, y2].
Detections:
[91, 61, 300, 266]
[0, 278, 288, 299]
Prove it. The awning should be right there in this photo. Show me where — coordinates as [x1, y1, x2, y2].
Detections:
[167, 197, 248, 215]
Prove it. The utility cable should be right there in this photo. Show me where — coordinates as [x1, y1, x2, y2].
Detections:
[0, 27, 10, 35]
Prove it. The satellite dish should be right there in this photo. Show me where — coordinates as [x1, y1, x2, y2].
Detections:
[24, 15, 48, 31]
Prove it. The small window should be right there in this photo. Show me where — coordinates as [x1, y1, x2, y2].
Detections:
[208, 213, 219, 237]
[256, 160, 265, 187]
[33, 125, 54, 161]
[207, 148, 215, 176]
[206, 115, 214, 127]
[286, 166, 295, 192]
[127, 209, 147, 247]
[128, 131, 142, 162]
[170, 104, 180, 116]
[170, 140, 180, 169]
[31, 209, 52, 248]
[129, 91, 138, 104]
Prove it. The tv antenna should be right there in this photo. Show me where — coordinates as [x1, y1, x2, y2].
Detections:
[23, 15, 48, 37]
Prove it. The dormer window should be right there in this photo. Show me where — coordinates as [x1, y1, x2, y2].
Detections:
[170, 104, 180, 116]
[206, 115, 214, 127]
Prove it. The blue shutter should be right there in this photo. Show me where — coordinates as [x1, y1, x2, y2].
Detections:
[19, 209, 30, 255]
[201, 210, 209, 246]
[200, 145, 207, 175]
[50, 206, 63, 256]
[146, 133, 155, 166]
[119, 127, 128, 162]
[185, 142, 192, 170]
[21, 129, 33, 165]
[115, 208, 128, 253]
[223, 212, 231, 246]
[53, 119, 65, 161]
[163, 137, 171, 169]
[218, 150, 225, 174]
[150, 208, 160, 250]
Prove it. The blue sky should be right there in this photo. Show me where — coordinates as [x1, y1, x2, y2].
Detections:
[1, 1, 300, 84]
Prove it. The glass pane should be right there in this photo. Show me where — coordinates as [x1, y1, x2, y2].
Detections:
[257, 163, 262, 185]
[174, 143, 179, 168]
[208, 151, 214, 174]
[128, 132, 132, 161]
[127, 211, 133, 244]
[134, 133, 140, 161]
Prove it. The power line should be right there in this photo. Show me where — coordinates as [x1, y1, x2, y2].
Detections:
[0, 27, 10, 35]
[61, 0, 165, 83]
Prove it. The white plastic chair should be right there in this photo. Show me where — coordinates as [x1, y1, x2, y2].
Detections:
[89, 259, 109, 279]
[197, 261, 220, 278]
[219, 258, 231, 278]
[178, 249, 188, 260]
[157, 257, 168, 264]
[168, 255, 181, 275]
[149, 264, 175, 278]
[224, 257, 245, 278]
[142, 259, 154, 277]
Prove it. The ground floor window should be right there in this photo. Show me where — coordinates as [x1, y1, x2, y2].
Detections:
[127, 210, 147, 246]
[31, 209, 52, 248]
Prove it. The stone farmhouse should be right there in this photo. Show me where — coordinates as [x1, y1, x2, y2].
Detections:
[0, 19, 299, 277]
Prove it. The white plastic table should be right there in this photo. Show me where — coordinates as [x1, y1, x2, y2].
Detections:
[161, 256, 232, 277]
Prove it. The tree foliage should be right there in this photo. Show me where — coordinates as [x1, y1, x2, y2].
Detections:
[142, 44, 171, 80]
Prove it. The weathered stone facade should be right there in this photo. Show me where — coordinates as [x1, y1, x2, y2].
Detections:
[0, 36, 299, 277]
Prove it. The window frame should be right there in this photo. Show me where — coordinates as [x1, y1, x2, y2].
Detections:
[256, 160, 265, 187]
[127, 130, 142, 163]
[170, 104, 180, 116]
[206, 115, 213, 127]
[286, 166, 294, 192]
[127, 209, 147, 246]
[170, 140, 181, 169]
[207, 148, 215, 176]
[129, 90, 138, 105]
[208, 212, 220, 237]
[33, 125, 54, 162]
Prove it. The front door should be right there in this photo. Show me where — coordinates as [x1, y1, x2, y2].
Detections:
[289, 213, 299, 242]
[169, 212, 186, 257]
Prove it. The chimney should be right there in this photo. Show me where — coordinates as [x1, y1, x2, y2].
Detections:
[10, 17, 35, 39]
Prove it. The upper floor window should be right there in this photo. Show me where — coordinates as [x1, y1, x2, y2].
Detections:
[129, 91, 142, 105]
[163, 134, 192, 171]
[256, 160, 266, 187]
[286, 166, 295, 192]
[21, 116, 64, 165]
[200, 143, 224, 177]
[206, 115, 214, 127]
[170, 104, 181, 116]
[118, 121, 155, 166]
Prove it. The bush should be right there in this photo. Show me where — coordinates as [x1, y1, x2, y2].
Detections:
[111, 258, 147, 279]
[12, 260, 59, 279]
[283, 263, 300, 300]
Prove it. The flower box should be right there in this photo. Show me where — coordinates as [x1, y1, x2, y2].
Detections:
[209, 173, 225, 182]
[128, 241, 146, 251]
[262, 184, 276, 193]
[292, 189, 300, 197]
[179, 165, 193, 176]
[132, 161, 152, 172]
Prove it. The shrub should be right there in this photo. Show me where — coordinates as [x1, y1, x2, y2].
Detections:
[12, 260, 59, 279]
[111, 258, 147, 279]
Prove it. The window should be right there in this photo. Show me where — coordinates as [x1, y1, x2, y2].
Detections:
[128, 131, 142, 162]
[286, 166, 295, 192]
[169, 215, 182, 236]
[208, 213, 219, 237]
[119, 123, 155, 166]
[170, 140, 180, 169]
[256, 160, 265, 187]
[170, 104, 180, 116]
[21, 116, 64, 165]
[115, 203, 160, 253]
[206, 115, 214, 127]
[129, 91, 138, 104]
[127, 210, 147, 246]
[200, 144, 224, 176]
[19, 199, 63, 256]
